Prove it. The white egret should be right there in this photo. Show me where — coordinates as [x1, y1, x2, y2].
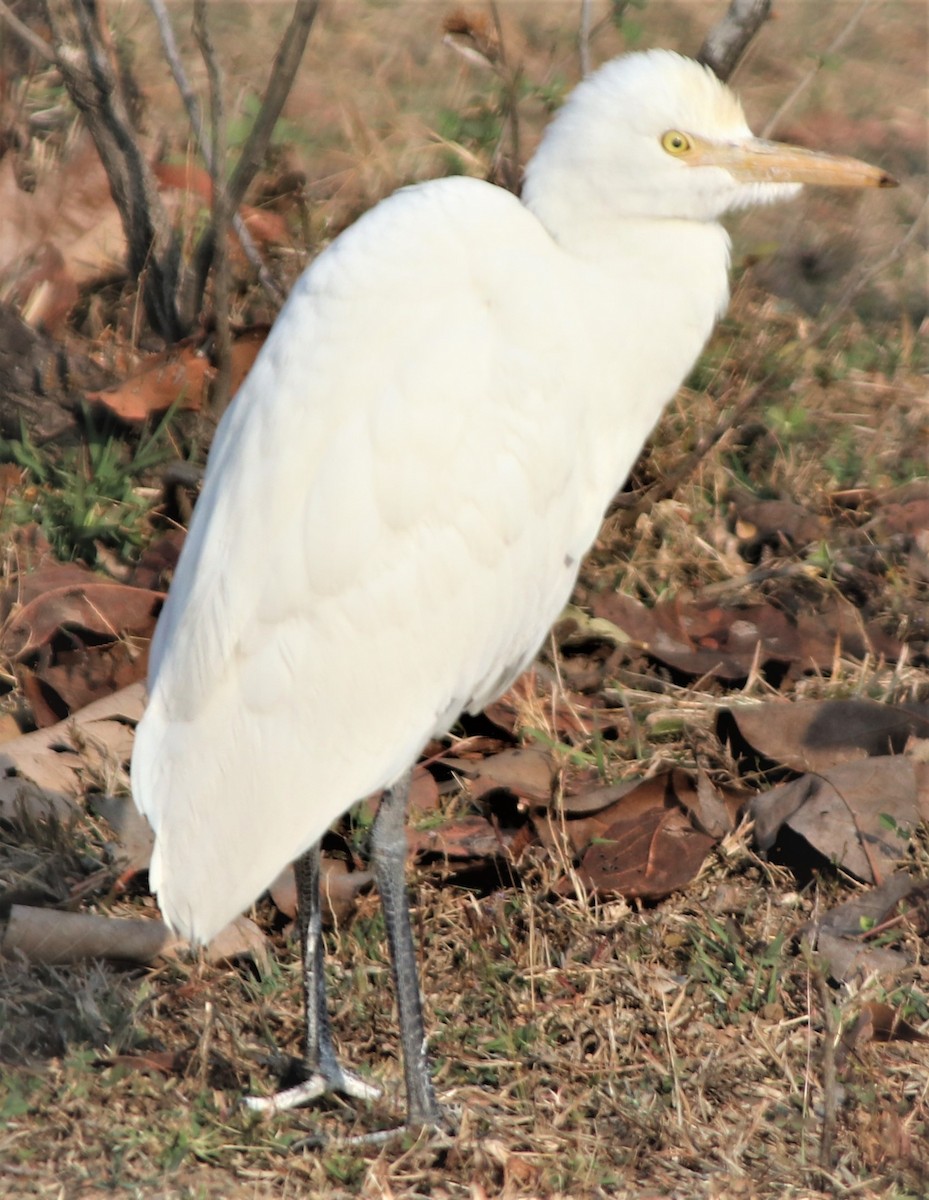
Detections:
[131, 50, 894, 1128]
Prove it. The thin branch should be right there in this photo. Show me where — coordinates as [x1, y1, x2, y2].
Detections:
[224, 0, 320, 215]
[0, 0, 55, 62]
[488, 1, 521, 193]
[41, 0, 185, 340]
[189, 0, 319, 317]
[815, 969, 839, 1179]
[146, 0, 205, 143]
[578, 0, 592, 77]
[761, 0, 872, 138]
[146, 0, 282, 308]
[697, 0, 772, 82]
[193, 0, 232, 414]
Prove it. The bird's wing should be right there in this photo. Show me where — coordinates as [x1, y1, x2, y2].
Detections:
[132, 177, 603, 941]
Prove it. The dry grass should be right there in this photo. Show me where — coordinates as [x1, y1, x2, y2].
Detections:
[1, 1, 928, 1197]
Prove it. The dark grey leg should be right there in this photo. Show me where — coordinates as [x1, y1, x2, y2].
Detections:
[370, 769, 443, 1126]
[294, 845, 337, 1075]
[244, 843, 380, 1114]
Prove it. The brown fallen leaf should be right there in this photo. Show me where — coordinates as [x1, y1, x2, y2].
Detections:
[86, 343, 211, 421]
[580, 801, 715, 900]
[672, 768, 741, 838]
[0, 136, 126, 314]
[86, 328, 268, 422]
[751, 757, 924, 883]
[856, 1001, 926, 1043]
[5, 241, 80, 332]
[2, 581, 162, 661]
[407, 814, 520, 863]
[723, 699, 929, 773]
[32, 642, 149, 726]
[106, 1050, 184, 1076]
[809, 872, 924, 986]
[733, 495, 828, 549]
[539, 768, 738, 901]
[1, 559, 98, 624]
[592, 590, 900, 681]
[90, 793, 155, 874]
[201, 915, 270, 970]
[269, 859, 374, 928]
[0, 681, 145, 822]
[408, 763, 441, 815]
[444, 745, 556, 805]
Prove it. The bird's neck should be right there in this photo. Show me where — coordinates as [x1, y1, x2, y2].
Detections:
[561, 217, 732, 503]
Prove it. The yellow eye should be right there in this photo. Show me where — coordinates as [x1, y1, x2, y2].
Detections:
[661, 130, 692, 155]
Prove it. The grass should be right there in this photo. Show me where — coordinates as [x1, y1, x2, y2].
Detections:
[0, 0, 927, 1196]
[0, 414, 175, 565]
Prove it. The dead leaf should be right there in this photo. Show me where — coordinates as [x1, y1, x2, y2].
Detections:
[201, 915, 269, 970]
[733, 496, 828, 548]
[592, 591, 900, 681]
[87, 328, 267, 422]
[408, 763, 440, 816]
[106, 1050, 183, 1076]
[21, 637, 151, 727]
[90, 793, 155, 874]
[579, 800, 715, 900]
[445, 745, 556, 805]
[809, 872, 924, 986]
[86, 344, 212, 421]
[0, 681, 145, 822]
[856, 1001, 926, 1043]
[2, 581, 162, 660]
[751, 757, 921, 883]
[724, 699, 929, 773]
[0, 136, 126, 304]
[672, 768, 740, 838]
[268, 859, 374, 927]
[539, 769, 736, 901]
[407, 814, 511, 862]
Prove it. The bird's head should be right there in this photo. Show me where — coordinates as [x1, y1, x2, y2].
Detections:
[523, 50, 896, 234]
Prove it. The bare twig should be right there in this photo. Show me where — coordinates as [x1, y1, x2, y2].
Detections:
[41, 0, 185, 340]
[193, 0, 233, 414]
[225, 0, 319, 214]
[146, 0, 282, 309]
[488, 1, 522, 193]
[145, 0, 205, 142]
[761, 0, 872, 137]
[578, 0, 592, 77]
[815, 969, 839, 1179]
[0, 0, 55, 62]
[188, 0, 319, 316]
[697, 0, 772, 83]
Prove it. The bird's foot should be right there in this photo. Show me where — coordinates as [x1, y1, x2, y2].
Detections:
[293, 1109, 455, 1150]
[243, 1061, 381, 1115]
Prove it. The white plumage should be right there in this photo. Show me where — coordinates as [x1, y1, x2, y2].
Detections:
[131, 50, 892, 1121]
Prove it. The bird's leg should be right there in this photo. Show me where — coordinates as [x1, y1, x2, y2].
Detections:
[244, 844, 380, 1114]
[370, 769, 443, 1127]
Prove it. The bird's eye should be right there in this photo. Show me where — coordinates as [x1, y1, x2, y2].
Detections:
[661, 130, 692, 156]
